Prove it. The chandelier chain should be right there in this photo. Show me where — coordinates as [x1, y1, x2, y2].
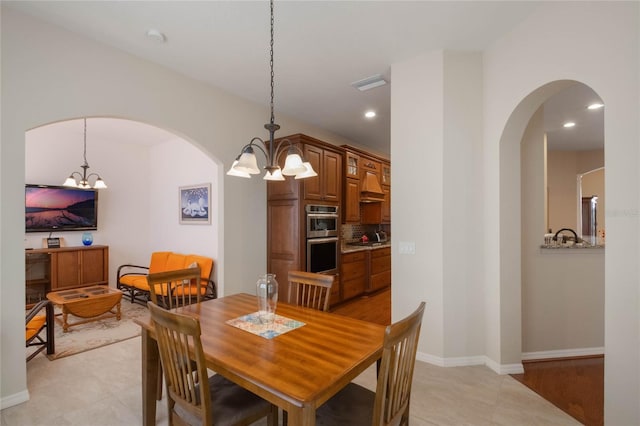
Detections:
[269, 0, 275, 125]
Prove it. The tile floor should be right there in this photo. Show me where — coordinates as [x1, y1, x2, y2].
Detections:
[2, 337, 580, 425]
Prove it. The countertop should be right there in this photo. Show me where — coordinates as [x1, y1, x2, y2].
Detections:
[540, 244, 605, 250]
[342, 242, 391, 254]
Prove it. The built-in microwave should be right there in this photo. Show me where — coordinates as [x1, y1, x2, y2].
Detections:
[306, 204, 339, 239]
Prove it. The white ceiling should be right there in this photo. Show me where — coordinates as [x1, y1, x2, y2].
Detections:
[8, 1, 603, 154]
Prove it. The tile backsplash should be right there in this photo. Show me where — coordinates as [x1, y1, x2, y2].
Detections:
[341, 223, 390, 242]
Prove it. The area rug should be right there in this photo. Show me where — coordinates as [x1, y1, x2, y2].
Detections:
[47, 301, 149, 360]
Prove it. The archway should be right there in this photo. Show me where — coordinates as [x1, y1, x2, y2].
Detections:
[24, 117, 223, 293]
[498, 79, 606, 366]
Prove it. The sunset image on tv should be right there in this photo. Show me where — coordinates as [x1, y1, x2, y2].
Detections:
[25, 185, 97, 232]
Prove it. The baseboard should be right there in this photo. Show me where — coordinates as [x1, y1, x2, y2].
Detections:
[416, 351, 524, 374]
[522, 347, 604, 361]
[0, 389, 29, 410]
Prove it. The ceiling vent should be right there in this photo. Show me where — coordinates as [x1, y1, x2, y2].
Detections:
[351, 74, 387, 92]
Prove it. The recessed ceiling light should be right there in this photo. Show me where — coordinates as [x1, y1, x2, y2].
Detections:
[146, 29, 166, 44]
[563, 122, 576, 128]
[365, 111, 376, 119]
[587, 103, 604, 110]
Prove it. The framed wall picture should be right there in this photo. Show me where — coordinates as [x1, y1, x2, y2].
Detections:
[179, 183, 211, 224]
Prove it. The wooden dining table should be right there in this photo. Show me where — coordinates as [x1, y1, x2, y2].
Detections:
[135, 292, 385, 426]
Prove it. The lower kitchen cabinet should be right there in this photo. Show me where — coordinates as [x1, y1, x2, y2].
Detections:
[369, 247, 391, 293]
[341, 251, 367, 301]
[339, 246, 391, 302]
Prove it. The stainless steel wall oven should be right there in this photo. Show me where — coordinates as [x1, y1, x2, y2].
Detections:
[305, 205, 339, 274]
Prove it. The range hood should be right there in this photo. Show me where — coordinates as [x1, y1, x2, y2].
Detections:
[360, 171, 385, 203]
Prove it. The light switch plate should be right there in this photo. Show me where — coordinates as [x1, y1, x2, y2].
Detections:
[398, 241, 416, 255]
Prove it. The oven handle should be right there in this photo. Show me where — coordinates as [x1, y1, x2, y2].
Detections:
[307, 213, 339, 218]
[307, 237, 339, 243]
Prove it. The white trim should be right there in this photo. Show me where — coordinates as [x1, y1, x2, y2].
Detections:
[522, 347, 604, 361]
[0, 390, 29, 410]
[416, 351, 524, 374]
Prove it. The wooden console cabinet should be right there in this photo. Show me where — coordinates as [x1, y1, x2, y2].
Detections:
[25, 245, 109, 305]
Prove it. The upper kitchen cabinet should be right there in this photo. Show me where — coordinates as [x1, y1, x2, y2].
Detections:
[381, 162, 391, 224]
[303, 144, 342, 203]
[345, 151, 360, 179]
[342, 145, 390, 224]
[267, 134, 343, 203]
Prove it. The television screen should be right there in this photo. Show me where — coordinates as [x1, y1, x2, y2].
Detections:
[25, 184, 98, 233]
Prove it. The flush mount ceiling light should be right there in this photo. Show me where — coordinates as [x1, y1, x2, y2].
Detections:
[63, 118, 107, 189]
[227, 0, 316, 181]
[563, 122, 576, 128]
[365, 111, 376, 119]
[351, 74, 387, 92]
[146, 29, 166, 43]
[587, 103, 604, 110]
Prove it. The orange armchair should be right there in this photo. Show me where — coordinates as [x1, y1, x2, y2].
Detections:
[26, 300, 55, 361]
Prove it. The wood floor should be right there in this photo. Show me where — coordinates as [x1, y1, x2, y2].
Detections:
[330, 287, 391, 326]
[511, 356, 604, 426]
[332, 287, 603, 426]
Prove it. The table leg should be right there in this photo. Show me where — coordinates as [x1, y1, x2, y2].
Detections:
[141, 328, 159, 426]
[288, 405, 315, 426]
[116, 300, 121, 320]
[62, 308, 69, 332]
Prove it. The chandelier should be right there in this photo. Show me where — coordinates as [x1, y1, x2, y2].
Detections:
[227, 0, 317, 181]
[63, 118, 107, 189]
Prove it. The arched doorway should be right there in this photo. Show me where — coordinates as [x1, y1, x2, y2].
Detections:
[25, 117, 223, 292]
[499, 81, 605, 424]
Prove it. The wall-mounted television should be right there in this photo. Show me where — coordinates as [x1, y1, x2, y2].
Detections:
[25, 184, 98, 233]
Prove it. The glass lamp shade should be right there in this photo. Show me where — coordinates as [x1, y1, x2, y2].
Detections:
[93, 178, 108, 189]
[63, 176, 78, 187]
[294, 162, 318, 179]
[78, 181, 91, 189]
[235, 149, 261, 174]
[227, 160, 251, 178]
[263, 168, 285, 181]
[281, 152, 306, 176]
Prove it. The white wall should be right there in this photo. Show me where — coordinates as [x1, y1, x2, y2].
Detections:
[149, 138, 220, 291]
[1, 7, 355, 407]
[391, 51, 445, 359]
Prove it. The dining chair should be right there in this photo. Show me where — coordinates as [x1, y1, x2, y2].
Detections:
[26, 299, 55, 361]
[287, 270, 335, 312]
[316, 301, 426, 426]
[147, 266, 203, 310]
[148, 301, 278, 426]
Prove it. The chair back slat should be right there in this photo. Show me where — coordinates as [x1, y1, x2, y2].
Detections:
[287, 270, 335, 312]
[147, 267, 202, 310]
[373, 302, 425, 426]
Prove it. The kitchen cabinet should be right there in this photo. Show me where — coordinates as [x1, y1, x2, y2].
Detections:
[344, 178, 361, 223]
[303, 144, 342, 202]
[267, 134, 344, 302]
[267, 199, 305, 301]
[345, 151, 360, 179]
[369, 247, 391, 293]
[381, 184, 391, 223]
[341, 251, 367, 301]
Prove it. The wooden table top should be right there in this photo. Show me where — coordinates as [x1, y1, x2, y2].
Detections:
[137, 292, 386, 412]
[47, 285, 121, 305]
